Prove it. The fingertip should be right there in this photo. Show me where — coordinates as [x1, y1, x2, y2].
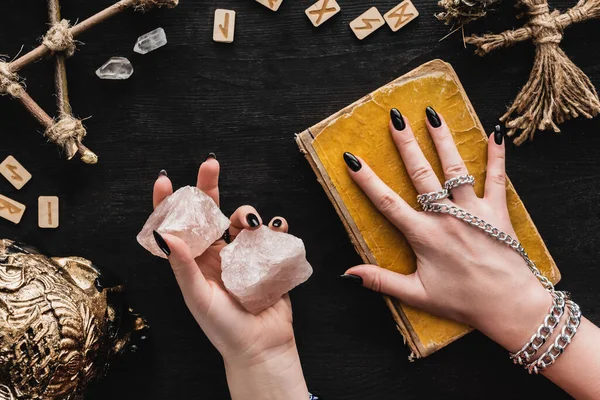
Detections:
[425, 106, 443, 129]
[343, 152, 362, 173]
[246, 212, 262, 229]
[268, 217, 288, 233]
[199, 156, 220, 174]
[160, 233, 193, 262]
[344, 264, 375, 277]
[491, 124, 505, 146]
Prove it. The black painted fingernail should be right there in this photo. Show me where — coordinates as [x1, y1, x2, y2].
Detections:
[494, 125, 504, 145]
[153, 231, 171, 256]
[426, 106, 441, 128]
[222, 229, 232, 244]
[158, 169, 168, 178]
[206, 152, 216, 161]
[246, 213, 260, 228]
[272, 219, 282, 228]
[390, 108, 406, 131]
[343, 152, 362, 172]
[340, 274, 363, 285]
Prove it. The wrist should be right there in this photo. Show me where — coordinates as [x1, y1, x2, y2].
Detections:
[475, 284, 553, 353]
[224, 339, 308, 400]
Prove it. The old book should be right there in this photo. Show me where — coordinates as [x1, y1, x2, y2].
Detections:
[295, 59, 560, 358]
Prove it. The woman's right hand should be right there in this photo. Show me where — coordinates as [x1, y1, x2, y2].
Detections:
[151, 157, 308, 400]
[342, 107, 552, 353]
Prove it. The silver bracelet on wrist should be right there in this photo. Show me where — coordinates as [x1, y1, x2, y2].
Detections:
[526, 299, 582, 374]
[510, 291, 567, 365]
[418, 174, 583, 375]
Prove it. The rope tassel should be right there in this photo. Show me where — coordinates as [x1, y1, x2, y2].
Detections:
[466, 0, 600, 144]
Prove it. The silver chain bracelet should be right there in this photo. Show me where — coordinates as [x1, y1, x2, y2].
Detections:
[526, 299, 581, 374]
[417, 174, 581, 374]
[510, 291, 567, 365]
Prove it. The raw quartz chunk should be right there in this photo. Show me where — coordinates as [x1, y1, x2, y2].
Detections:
[137, 186, 230, 259]
[134, 28, 168, 54]
[95, 57, 134, 80]
[221, 226, 313, 314]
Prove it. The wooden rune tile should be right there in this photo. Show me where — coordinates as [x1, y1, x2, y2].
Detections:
[38, 196, 59, 228]
[0, 194, 26, 224]
[350, 7, 385, 40]
[0, 155, 32, 190]
[384, 0, 419, 32]
[306, 0, 341, 27]
[213, 9, 236, 43]
[256, 0, 283, 12]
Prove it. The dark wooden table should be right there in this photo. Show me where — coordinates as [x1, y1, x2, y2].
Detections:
[1, 0, 599, 398]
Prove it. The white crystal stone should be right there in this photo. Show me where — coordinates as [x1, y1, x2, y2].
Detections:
[95, 57, 134, 80]
[137, 186, 230, 259]
[134, 28, 168, 55]
[221, 226, 313, 314]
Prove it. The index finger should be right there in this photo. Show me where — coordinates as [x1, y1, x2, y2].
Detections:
[343, 152, 418, 232]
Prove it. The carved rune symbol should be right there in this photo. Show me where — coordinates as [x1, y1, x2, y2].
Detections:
[0, 198, 21, 215]
[268, 0, 278, 7]
[388, 3, 414, 29]
[308, 0, 337, 25]
[356, 18, 380, 30]
[5, 164, 23, 182]
[219, 13, 230, 38]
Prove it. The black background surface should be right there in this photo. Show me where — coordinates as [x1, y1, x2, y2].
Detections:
[1, 0, 599, 398]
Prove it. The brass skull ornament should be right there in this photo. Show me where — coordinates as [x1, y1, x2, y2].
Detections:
[0, 239, 147, 399]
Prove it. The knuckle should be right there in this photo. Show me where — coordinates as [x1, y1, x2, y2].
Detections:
[370, 270, 384, 293]
[494, 152, 506, 162]
[437, 130, 453, 143]
[488, 172, 506, 186]
[398, 135, 417, 148]
[377, 192, 398, 213]
[444, 162, 467, 177]
[410, 165, 434, 184]
[361, 173, 376, 187]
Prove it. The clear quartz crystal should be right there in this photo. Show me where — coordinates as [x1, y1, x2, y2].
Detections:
[220, 226, 313, 314]
[95, 57, 134, 80]
[134, 28, 167, 54]
[137, 186, 230, 259]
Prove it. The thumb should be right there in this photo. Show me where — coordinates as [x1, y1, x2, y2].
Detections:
[343, 265, 427, 308]
[155, 232, 211, 311]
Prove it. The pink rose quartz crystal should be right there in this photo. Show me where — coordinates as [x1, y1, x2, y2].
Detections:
[220, 226, 313, 314]
[137, 186, 230, 259]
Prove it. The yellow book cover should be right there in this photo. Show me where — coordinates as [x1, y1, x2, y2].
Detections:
[296, 59, 560, 358]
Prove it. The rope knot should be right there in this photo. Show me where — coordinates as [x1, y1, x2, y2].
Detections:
[45, 115, 86, 159]
[0, 61, 22, 98]
[528, 7, 563, 45]
[42, 20, 76, 57]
